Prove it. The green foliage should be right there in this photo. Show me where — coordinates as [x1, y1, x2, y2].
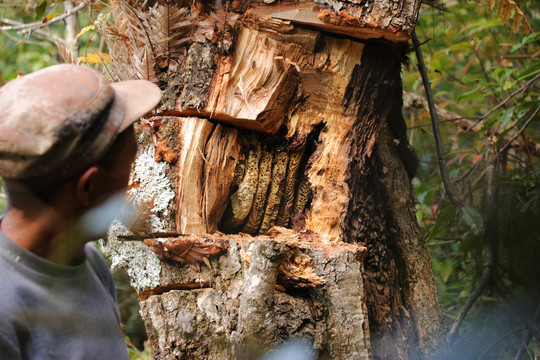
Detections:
[0, 1, 104, 84]
[0, 1, 58, 82]
[405, 0, 539, 356]
[127, 343, 153, 360]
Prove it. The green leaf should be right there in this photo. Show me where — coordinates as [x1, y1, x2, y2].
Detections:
[500, 107, 514, 128]
[35, 0, 48, 21]
[511, 42, 523, 53]
[457, 86, 486, 103]
[517, 63, 540, 81]
[524, 32, 540, 43]
[440, 259, 454, 283]
[512, 31, 540, 53]
[503, 80, 516, 91]
[462, 18, 501, 35]
[461, 205, 484, 236]
[493, 67, 504, 80]
[415, 208, 424, 224]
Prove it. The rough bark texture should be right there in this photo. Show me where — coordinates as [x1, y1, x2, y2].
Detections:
[130, 230, 369, 359]
[101, 0, 442, 358]
[339, 41, 441, 358]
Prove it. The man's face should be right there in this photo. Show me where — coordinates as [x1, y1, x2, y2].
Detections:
[76, 126, 138, 240]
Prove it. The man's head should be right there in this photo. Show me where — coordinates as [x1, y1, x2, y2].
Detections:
[0, 64, 161, 211]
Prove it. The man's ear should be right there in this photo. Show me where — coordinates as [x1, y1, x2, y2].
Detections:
[76, 166, 100, 206]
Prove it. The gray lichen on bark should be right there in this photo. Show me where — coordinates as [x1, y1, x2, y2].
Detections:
[100, 142, 175, 292]
[130, 147, 176, 232]
[101, 221, 162, 291]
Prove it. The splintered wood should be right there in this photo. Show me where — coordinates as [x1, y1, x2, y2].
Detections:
[143, 235, 228, 270]
[171, 19, 366, 238]
[105, 0, 408, 239]
[170, 27, 300, 133]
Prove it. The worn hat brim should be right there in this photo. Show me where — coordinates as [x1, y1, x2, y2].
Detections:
[111, 80, 161, 132]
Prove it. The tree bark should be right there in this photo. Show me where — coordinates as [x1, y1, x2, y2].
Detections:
[127, 231, 370, 359]
[101, 0, 441, 358]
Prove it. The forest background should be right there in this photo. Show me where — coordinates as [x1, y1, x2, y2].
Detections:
[0, 0, 538, 359]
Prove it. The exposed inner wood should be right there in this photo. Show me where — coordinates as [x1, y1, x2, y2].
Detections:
[175, 118, 241, 234]
[294, 38, 364, 238]
[171, 22, 368, 240]
[175, 118, 216, 234]
[166, 26, 301, 133]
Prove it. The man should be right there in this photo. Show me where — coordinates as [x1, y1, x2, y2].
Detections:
[0, 64, 161, 359]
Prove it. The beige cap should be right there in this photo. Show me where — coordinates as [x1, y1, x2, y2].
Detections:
[0, 64, 161, 181]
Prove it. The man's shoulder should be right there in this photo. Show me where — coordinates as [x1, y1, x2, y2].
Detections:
[85, 242, 116, 298]
[0, 248, 29, 343]
[85, 242, 107, 267]
[85, 242, 111, 276]
[0, 241, 29, 304]
[0, 268, 23, 318]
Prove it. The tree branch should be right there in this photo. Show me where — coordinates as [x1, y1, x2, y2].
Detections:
[405, 92, 540, 159]
[63, 1, 79, 59]
[412, 30, 463, 207]
[0, 2, 86, 32]
[466, 72, 540, 131]
[497, 104, 540, 157]
[0, 17, 66, 46]
[2, 29, 50, 47]
[407, 116, 477, 129]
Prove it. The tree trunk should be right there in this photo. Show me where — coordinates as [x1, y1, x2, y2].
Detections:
[101, 0, 441, 358]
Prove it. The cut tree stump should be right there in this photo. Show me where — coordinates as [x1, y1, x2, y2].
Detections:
[101, 0, 442, 358]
